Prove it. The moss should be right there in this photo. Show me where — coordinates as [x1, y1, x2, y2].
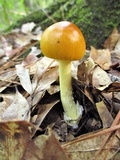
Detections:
[4, 0, 120, 48]
[84, 0, 120, 47]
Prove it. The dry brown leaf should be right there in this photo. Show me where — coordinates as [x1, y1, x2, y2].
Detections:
[47, 85, 60, 95]
[32, 100, 60, 127]
[0, 94, 15, 117]
[96, 101, 113, 128]
[108, 67, 120, 83]
[23, 128, 69, 160]
[32, 66, 59, 106]
[29, 57, 57, 76]
[6, 47, 24, 58]
[112, 36, 120, 59]
[92, 66, 112, 90]
[103, 82, 120, 92]
[29, 57, 57, 94]
[0, 35, 13, 55]
[0, 55, 9, 66]
[0, 121, 69, 160]
[15, 33, 41, 47]
[102, 91, 120, 113]
[84, 87, 95, 104]
[1, 89, 30, 121]
[62, 125, 120, 160]
[94, 111, 120, 159]
[21, 22, 36, 34]
[0, 121, 34, 160]
[77, 60, 86, 82]
[0, 48, 5, 57]
[115, 40, 120, 57]
[77, 57, 95, 85]
[16, 64, 33, 94]
[104, 28, 120, 51]
[22, 47, 39, 66]
[0, 69, 17, 92]
[90, 46, 112, 70]
[37, 66, 59, 91]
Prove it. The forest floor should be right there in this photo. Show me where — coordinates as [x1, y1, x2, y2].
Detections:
[0, 22, 120, 160]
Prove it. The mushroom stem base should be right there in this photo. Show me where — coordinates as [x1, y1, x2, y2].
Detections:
[58, 60, 82, 127]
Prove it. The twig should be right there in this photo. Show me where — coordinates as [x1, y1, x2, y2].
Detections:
[62, 124, 120, 147]
[94, 111, 120, 159]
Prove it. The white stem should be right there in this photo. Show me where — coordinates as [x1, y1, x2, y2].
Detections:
[58, 60, 82, 126]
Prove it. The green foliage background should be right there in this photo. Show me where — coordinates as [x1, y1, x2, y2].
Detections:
[0, 0, 53, 31]
[1, 0, 120, 47]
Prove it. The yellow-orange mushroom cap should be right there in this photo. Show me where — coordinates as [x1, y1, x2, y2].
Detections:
[40, 21, 86, 61]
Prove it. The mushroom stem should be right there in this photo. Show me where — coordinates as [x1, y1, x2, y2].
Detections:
[58, 60, 82, 126]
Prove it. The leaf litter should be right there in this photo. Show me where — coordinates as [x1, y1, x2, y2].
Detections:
[0, 23, 120, 160]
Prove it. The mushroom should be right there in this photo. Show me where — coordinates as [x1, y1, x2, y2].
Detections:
[40, 21, 86, 128]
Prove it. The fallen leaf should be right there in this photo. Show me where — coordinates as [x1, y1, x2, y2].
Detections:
[33, 100, 60, 127]
[103, 82, 120, 92]
[37, 67, 59, 91]
[96, 101, 113, 128]
[6, 47, 24, 58]
[16, 64, 33, 94]
[1, 89, 30, 121]
[108, 68, 120, 83]
[77, 60, 86, 82]
[21, 22, 36, 34]
[112, 36, 120, 59]
[22, 47, 40, 66]
[47, 85, 60, 95]
[0, 69, 17, 92]
[90, 46, 112, 70]
[0, 94, 15, 116]
[103, 28, 120, 51]
[111, 36, 120, 60]
[32, 66, 59, 106]
[92, 66, 112, 90]
[77, 57, 95, 85]
[94, 111, 120, 159]
[29, 57, 57, 76]
[101, 90, 120, 113]
[27, 58, 56, 95]
[0, 121, 69, 160]
[0, 121, 34, 160]
[0, 48, 5, 57]
[62, 125, 120, 160]
[23, 128, 69, 160]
